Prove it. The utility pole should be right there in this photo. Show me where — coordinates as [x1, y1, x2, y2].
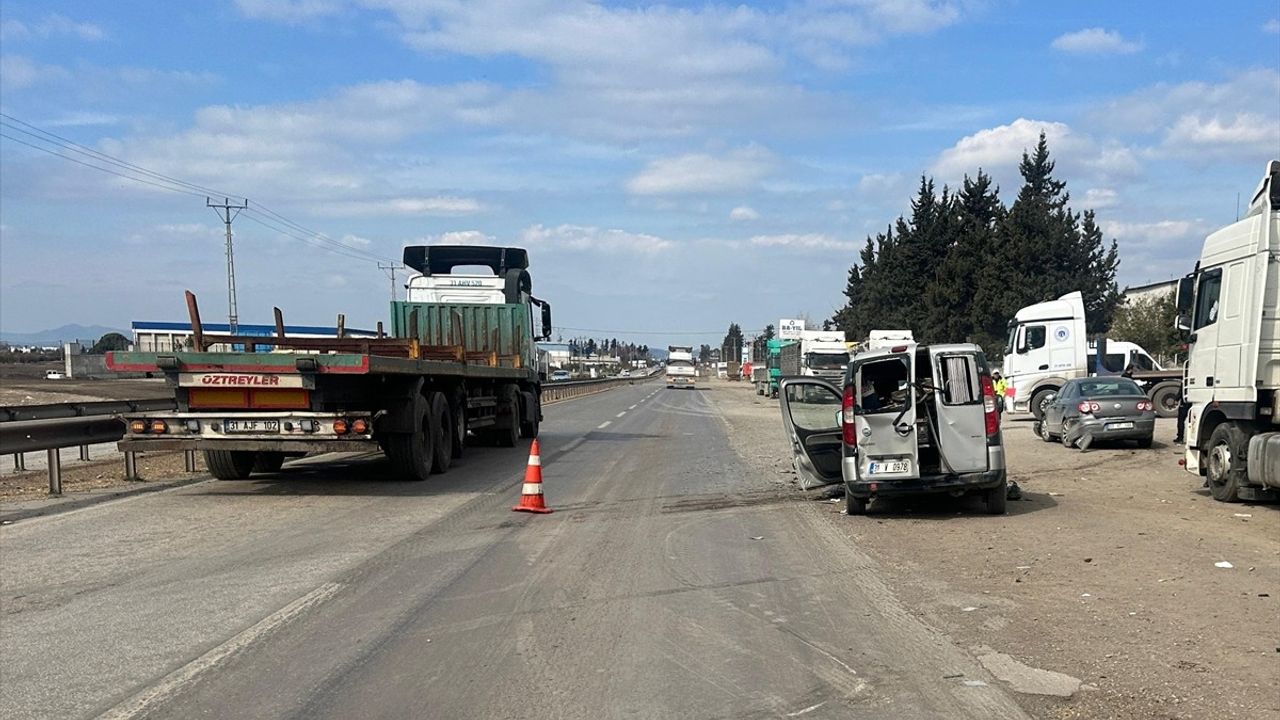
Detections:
[378, 262, 403, 302]
[207, 197, 248, 334]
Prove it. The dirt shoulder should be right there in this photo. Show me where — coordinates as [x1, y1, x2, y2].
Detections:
[704, 378, 1280, 720]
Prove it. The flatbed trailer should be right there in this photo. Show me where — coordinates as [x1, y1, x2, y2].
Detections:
[110, 245, 552, 481]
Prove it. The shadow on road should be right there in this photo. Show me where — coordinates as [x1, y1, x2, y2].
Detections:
[857, 489, 1058, 519]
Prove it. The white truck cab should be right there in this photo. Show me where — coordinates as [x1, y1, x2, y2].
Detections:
[1178, 160, 1280, 500]
[799, 330, 850, 382]
[1001, 292, 1088, 418]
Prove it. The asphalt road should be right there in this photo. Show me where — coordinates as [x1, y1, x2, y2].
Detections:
[2, 382, 1029, 719]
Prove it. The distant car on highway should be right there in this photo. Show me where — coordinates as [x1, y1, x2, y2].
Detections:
[619, 369, 631, 378]
[44, 370, 66, 380]
[1036, 377, 1156, 449]
[550, 370, 572, 382]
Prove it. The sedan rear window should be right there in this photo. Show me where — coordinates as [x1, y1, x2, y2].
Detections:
[1077, 379, 1144, 397]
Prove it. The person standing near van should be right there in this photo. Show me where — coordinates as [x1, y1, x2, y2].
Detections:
[992, 371, 1008, 413]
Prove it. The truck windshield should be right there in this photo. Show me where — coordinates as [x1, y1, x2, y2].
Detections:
[806, 353, 848, 370]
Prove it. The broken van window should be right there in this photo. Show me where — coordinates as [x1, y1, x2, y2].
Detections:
[937, 355, 978, 405]
[857, 358, 909, 414]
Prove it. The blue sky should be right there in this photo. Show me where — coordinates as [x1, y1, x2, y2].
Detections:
[2, 1, 1278, 345]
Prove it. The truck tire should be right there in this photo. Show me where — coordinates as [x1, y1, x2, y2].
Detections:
[450, 397, 466, 460]
[205, 449, 255, 480]
[429, 392, 452, 474]
[1149, 382, 1181, 419]
[252, 452, 285, 474]
[1205, 422, 1249, 502]
[385, 408, 434, 481]
[520, 393, 540, 438]
[984, 481, 1008, 515]
[1029, 388, 1056, 420]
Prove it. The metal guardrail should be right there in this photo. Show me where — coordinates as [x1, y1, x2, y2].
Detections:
[1, 373, 657, 495]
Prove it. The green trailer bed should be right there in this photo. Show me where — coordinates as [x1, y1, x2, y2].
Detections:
[106, 350, 538, 381]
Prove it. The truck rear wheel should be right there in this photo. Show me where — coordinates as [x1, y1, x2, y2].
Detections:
[385, 409, 435, 481]
[1205, 422, 1249, 502]
[252, 452, 286, 474]
[495, 386, 520, 448]
[1030, 388, 1056, 420]
[520, 393, 540, 439]
[429, 392, 453, 474]
[1149, 382, 1181, 419]
[205, 449, 256, 480]
[450, 398, 466, 459]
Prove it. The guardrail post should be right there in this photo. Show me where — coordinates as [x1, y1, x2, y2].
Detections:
[184, 450, 198, 473]
[47, 448, 62, 495]
[13, 453, 24, 471]
[124, 451, 140, 481]
[78, 444, 91, 461]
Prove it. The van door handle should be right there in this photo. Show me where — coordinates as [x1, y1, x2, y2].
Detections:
[1038, 364, 1049, 370]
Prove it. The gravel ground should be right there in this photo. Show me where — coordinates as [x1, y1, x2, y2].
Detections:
[704, 378, 1280, 720]
[0, 450, 204, 502]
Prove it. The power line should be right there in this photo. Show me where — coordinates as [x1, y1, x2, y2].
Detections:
[0, 113, 391, 265]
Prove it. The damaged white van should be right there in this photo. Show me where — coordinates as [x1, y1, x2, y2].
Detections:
[778, 342, 1008, 515]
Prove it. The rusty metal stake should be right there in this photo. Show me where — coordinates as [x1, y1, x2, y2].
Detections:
[184, 450, 198, 473]
[78, 444, 91, 462]
[124, 451, 140, 482]
[47, 448, 62, 495]
[13, 453, 25, 471]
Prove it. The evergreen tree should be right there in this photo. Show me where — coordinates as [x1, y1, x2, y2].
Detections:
[922, 170, 1003, 345]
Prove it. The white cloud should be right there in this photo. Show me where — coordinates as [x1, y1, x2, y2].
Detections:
[930, 118, 1145, 195]
[340, 233, 372, 247]
[0, 55, 69, 90]
[519, 224, 672, 253]
[749, 233, 856, 251]
[1082, 187, 1118, 209]
[729, 205, 760, 221]
[1264, 18, 1280, 34]
[45, 112, 123, 128]
[1103, 219, 1212, 245]
[1050, 28, 1142, 55]
[320, 197, 484, 217]
[421, 230, 496, 246]
[234, 0, 347, 22]
[1166, 113, 1277, 148]
[626, 146, 773, 195]
[0, 14, 105, 42]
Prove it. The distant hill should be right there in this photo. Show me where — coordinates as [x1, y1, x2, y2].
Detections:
[0, 324, 129, 346]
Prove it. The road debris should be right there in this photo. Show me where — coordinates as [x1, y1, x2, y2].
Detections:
[978, 651, 1082, 697]
[1214, 561, 1234, 569]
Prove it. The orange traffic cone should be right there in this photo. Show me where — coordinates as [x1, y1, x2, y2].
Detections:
[513, 439, 553, 514]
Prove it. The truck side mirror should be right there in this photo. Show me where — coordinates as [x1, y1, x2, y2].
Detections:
[1175, 313, 1191, 332]
[540, 302, 552, 341]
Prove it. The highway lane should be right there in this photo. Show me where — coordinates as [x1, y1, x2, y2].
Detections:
[2, 382, 1030, 719]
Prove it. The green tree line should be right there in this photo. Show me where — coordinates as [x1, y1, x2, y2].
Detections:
[833, 133, 1121, 355]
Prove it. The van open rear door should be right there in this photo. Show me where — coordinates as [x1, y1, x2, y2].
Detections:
[851, 352, 921, 481]
[927, 348, 989, 474]
[777, 378, 844, 489]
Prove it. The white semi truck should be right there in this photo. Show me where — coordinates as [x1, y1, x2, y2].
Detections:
[1177, 160, 1280, 501]
[1001, 292, 1179, 419]
[798, 330, 850, 383]
[666, 345, 696, 389]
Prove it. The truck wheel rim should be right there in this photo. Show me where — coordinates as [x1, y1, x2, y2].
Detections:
[1208, 444, 1231, 482]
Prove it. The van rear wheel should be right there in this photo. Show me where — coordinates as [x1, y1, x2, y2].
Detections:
[984, 481, 1008, 514]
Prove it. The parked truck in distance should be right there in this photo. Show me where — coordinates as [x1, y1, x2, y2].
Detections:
[1177, 160, 1280, 500]
[799, 330, 850, 383]
[865, 330, 914, 352]
[666, 345, 696, 389]
[1001, 292, 1180, 419]
[765, 338, 801, 398]
[108, 245, 552, 481]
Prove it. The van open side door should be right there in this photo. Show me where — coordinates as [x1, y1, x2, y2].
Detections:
[777, 378, 844, 489]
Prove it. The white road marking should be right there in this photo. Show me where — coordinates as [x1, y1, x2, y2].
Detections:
[597, 421, 612, 429]
[628, 404, 638, 410]
[787, 701, 827, 717]
[616, 412, 626, 418]
[98, 582, 343, 720]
